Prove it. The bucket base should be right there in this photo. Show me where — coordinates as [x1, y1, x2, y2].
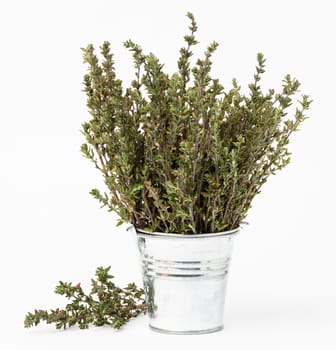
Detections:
[149, 324, 224, 335]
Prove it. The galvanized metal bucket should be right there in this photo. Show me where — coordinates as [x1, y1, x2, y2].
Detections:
[130, 225, 239, 334]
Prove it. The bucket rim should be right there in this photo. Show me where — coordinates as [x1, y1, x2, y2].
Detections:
[133, 225, 241, 238]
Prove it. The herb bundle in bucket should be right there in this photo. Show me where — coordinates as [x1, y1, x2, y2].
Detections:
[80, 12, 311, 333]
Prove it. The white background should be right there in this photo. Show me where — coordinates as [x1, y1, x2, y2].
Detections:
[0, 0, 335, 349]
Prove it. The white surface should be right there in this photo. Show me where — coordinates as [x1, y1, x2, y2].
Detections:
[0, 0, 335, 349]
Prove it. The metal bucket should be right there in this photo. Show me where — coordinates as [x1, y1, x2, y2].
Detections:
[131, 226, 239, 334]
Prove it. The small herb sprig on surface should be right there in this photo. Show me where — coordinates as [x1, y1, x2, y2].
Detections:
[24, 266, 146, 330]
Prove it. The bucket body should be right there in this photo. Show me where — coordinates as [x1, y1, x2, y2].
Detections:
[133, 227, 238, 334]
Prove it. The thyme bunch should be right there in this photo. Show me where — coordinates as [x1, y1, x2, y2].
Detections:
[81, 12, 312, 234]
[24, 267, 146, 330]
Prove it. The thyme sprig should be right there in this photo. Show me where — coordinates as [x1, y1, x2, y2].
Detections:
[24, 267, 146, 330]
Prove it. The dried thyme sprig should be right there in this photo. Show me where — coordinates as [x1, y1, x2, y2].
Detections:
[24, 267, 146, 330]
